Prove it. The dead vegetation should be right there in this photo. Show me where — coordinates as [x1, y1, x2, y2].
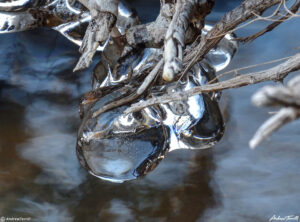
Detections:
[77, 0, 300, 148]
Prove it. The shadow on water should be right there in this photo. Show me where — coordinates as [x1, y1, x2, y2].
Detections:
[74, 149, 219, 222]
[0, 0, 300, 221]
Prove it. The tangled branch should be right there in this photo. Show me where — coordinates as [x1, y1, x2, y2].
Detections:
[75, 0, 299, 149]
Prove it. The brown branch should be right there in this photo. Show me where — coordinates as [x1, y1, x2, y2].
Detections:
[181, 0, 282, 78]
[238, 1, 300, 43]
[124, 52, 300, 114]
[208, 55, 293, 84]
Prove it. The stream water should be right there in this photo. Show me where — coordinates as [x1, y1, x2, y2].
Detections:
[0, 0, 299, 221]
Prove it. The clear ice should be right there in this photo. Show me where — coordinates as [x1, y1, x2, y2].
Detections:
[76, 3, 238, 182]
[0, 0, 238, 182]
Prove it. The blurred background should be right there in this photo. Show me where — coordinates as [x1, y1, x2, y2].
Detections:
[0, 0, 299, 221]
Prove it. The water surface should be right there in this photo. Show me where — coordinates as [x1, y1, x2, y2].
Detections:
[0, 1, 299, 221]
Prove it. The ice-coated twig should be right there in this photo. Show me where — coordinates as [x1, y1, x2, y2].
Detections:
[92, 59, 164, 118]
[162, 0, 213, 81]
[249, 75, 300, 149]
[162, 1, 189, 81]
[73, 0, 119, 71]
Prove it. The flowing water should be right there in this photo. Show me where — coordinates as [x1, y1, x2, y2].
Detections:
[0, 0, 300, 221]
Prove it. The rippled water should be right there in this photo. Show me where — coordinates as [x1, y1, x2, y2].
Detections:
[0, 0, 300, 221]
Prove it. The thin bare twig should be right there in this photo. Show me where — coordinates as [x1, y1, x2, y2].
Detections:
[238, 1, 300, 43]
[137, 59, 163, 95]
[208, 55, 293, 84]
[283, 0, 300, 16]
[181, 0, 282, 79]
[124, 53, 300, 114]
